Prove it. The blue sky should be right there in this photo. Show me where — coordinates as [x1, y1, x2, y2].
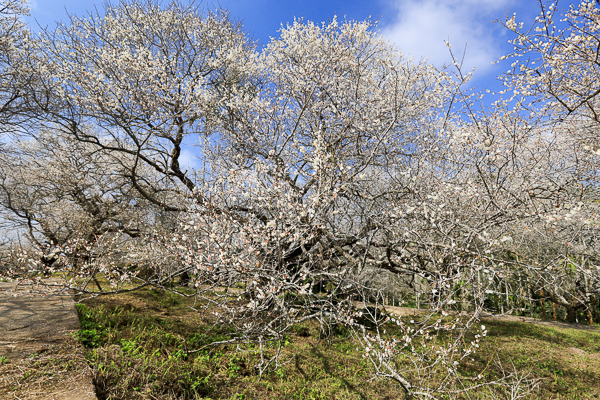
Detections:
[26, 0, 576, 91]
[24, 0, 578, 169]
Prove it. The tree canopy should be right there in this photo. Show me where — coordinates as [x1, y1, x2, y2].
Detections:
[1, 1, 600, 398]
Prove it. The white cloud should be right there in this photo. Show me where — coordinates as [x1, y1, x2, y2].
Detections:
[178, 148, 201, 171]
[382, 0, 516, 74]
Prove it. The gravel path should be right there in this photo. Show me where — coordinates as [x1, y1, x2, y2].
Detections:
[0, 280, 97, 400]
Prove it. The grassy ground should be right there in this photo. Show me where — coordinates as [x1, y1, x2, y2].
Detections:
[73, 288, 600, 400]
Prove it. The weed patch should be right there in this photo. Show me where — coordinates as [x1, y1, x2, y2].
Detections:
[75, 289, 600, 399]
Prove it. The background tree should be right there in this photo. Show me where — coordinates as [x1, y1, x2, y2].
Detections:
[494, 0, 600, 323]
[0, 0, 29, 134]
[30, 0, 255, 211]
[0, 130, 176, 285]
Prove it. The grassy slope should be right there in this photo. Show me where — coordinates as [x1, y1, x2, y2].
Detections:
[74, 288, 600, 400]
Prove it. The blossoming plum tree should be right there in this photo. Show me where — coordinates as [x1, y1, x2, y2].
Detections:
[153, 16, 541, 397]
[10, 0, 600, 397]
[32, 0, 255, 211]
[0, 130, 174, 287]
[497, 0, 600, 324]
[0, 0, 31, 134]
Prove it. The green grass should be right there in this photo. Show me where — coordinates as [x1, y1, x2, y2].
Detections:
[477, 321, 600, 398]
[74, 288, 600, 399]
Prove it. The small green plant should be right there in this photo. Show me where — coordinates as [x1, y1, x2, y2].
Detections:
[120, 339, 141, 357]
[77, 328, 104, 348]
[0, 356, 8, 364]
[275, 367, 286, 379]
[76, 303, 107, 348]
[226, 355, 245, 378]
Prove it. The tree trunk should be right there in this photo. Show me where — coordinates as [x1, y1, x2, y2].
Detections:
[566, 306, 577, 323]
[540, 288, 547, 319]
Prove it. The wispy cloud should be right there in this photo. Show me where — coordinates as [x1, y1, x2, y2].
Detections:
[382, 0, 516, 74]
[178, 148, 201, 172]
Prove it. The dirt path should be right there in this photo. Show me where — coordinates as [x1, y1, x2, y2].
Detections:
[380, 303, 599, 331]
[0, 280, 97, 400]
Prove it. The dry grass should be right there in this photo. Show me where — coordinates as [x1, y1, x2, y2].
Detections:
[0, 336, 94, 399]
